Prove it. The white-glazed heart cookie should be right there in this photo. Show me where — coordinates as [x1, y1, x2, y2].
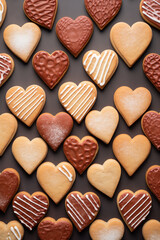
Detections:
[89, 218, 124, 240]
[85, 106, 119, 144]
[37, 162, 76, 204]
[114, 86, 152, 126]
[110, 22, 152, 67]
[0, 53, 14, 87]
[87, 159, 121, 198]
[3, 22, 41, 62]
[0, 113, 18, 156]
[112, 134, 151, 176]
[0, 0, 7, 28]
[142, 219, 160, 240]
[58, 81, 97, 123]
[12, 136, 48, 174]
[83, 50, 118, 89]
[6, 85, 46, 127]
[0, 220, 24, 240]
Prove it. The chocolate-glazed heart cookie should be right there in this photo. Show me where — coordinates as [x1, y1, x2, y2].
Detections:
[141, 111, 160, 150]
[63, 136, 98, 174]
[65, 191, 100, 232]
[0, 168, 20, 213]
[84, 0, 122, 30]
[12, 191, 49, 231]
[146, 165, 160, 201]
[143, 53, 160, 92]
[32, 51, 69, 89]
[23, 0, 58, 30]
[56, 16, 93, 57]
[38, 217, 73, 240]
[0, 53, 14, 87]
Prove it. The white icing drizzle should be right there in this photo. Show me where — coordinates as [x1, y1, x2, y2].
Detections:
[13, 205, 37, 223]
[77, 194, 96, 216]
[14, 210, 35, 226]
[60, 83, 95, 121]
[16, 196, 40, 212]
[67, 204, 84, 224]
[0, 55, 11, 84]
[58, 165, 73, 182]
[0, 0, 4, 22]
[10, 226, 21, 240]
[132, 211, 150, 229]
[7, 86, 44, 121]
[20, 220, 32, 231]
[90, 194, 100, 208]
[123, 194, 146, 216]
[67, 211, 82, 229]
[14, 200, 39, 216]
[128, 202, 152, 224]
[142, 0, 160, 24]
[119, 193, 129, 203]
[66, 199, 85, 222]
[33, 196, 48, 205]
[83, 50, 115, 86]
[23, 195, 47, 210]
[120, 195, 135, 211]
[131, 208, 151, 228]
[86, 194, 98, 211]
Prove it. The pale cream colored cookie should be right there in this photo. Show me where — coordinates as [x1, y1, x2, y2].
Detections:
[58, 81, 97, 123]
[142, 219, 160, 240]
[89, 218, 124, 240]
[87, 159, 121, 198]
[6, 85, 46, 127]
[83, 50, 118, 89]
[0, 113, 18, 156]
[0, 0, 7, 28]
[114, 86, 152, 126]
[112, 134, 151, 176]
[12, 136, 48, 175]
[0, 220, 24, 240]
[110, 22, 152, 67]
[85, 106, 119, 144]
[37, 162, 76, 204]
[3, 22, 41, 62]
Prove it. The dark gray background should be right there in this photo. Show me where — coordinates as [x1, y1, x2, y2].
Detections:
[0, 0, 159, 239]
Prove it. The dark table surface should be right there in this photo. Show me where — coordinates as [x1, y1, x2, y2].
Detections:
[0, 0, 159, 239]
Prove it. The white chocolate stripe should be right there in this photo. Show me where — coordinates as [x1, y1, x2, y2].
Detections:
[10, 226, 21, 240]
[128, 202, 152, 224]
[61, 84, 83, 103]
[15, 92, 38, 112]
[0, 55, 11, 84]
[16, 94, 40, 116]
[77, 194, 96, 216]
[23, 97, 44, 120]
[58, 165, 73, 182]
[20, 219, 32, 231]
[120, 195, 135, 211]
[153, 0, 160, 5]
[66, 199, 85, 222]
[94, 52, 108, 80]
[68, 211, 82, 229]
[17, 196, 40, 212]
[123, 194, 146, 216]
[0, 0, 4, 22]
[6, 88, 21, 100]
[33, 196, 48, 205]
[72, 94, 92, 117]
[60, 84, 70, 95]
[13, 87, 37, 108]
[14, 211, 34, 229]
[119, 193, 129, 203]
[131, 208, 151, 228]
[14, 201, 39, 216]
[142, 5, 160, 18]
[23, 195, 47, 210]
[63, 84, 86, 106]
[87, 53, 100, 73]
[132, 211, 150, 229]
[90, 194, 100, 208]
[8, 91, 23, 105]
[86, 194, 98, 211]
[101, 53, 115, 86]
[13, 206, 37, 223]
[60, 86, 74, 100]
[77, 98, 95, 121]
[67, 204, 84, 224]
[83, 51, 93, 65]
[142, 0, 160, 24]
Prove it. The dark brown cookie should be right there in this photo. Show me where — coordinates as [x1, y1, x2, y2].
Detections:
[146, 165, 160, 201]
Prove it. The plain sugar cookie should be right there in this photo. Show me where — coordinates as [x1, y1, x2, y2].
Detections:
[142, 219, 160, 240]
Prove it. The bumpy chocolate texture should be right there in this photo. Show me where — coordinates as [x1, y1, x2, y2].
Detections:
[63, 137, 98, 174]
[13, 193, 49, 230]
[0, 169, 19, 213]
[146, 166, 160, 201]
[56, 16, 93, 57]
[143, 53, 160, 92]
[85, 0, 122, 30]
[23, 0, 57, 29]
[118, 192, 152, 231]
[141, 0, 160, 30]
[142, 111, 160, 150]
[33, 51, 69, 89]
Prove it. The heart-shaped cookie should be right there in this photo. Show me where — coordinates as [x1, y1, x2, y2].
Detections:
[32, 50, 69, 89]
[112, 134, 151, 176]
[84, 0, 122, 30]
[58, 81, 97, 123]
[141, 111, 160, 150]
[89, 218, 124, 240]
[83, 50, 118, 89]
[142, 219, 160, 240]
[87, 159, 121, 198]
[85, 106, 119, 144]
[0, 220, 24, 240]
[110, 22, 152, 67]
[0, 113, 17, 156]
[0, 0, 7, 28]
[143, 53, 160, 92]
[6, 85, 46, 127]
[36, 112, 73, 151]
[12, 191, 49, 231]
[63, 136, 98, 174]
[56, 16, 93, 57]
[65, 191, 100, 232]
[38, 217, 73, 240]
[12, 136, 48, 175]
[23, 0, 58, 30]
[0, 168, 20, 213]
[140, 0, 160, 30]
[117, 190, 152, 232]
[114, 86, 152, 126]
[37, 162, 76, 204]
[0, 53, 14, 87]
[3, 22, 41, 62]
[146, 165, 160, 201]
